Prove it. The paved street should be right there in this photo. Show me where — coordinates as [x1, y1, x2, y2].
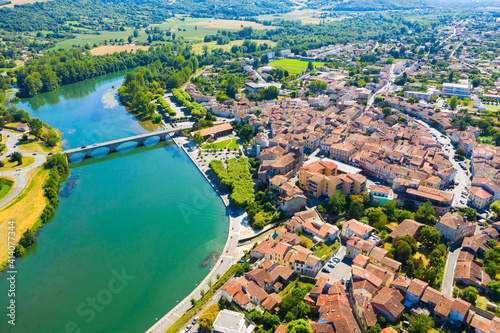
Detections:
[0, 130, 48, 208]
[442, 243, 462, 296]
[417, 121, 471, 208]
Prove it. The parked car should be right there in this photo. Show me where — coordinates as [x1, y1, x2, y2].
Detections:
[322, 268, 331, 273]
[332, 258, 340, 263]
[328, 263, 335, 268]
[16, 168, 21, 171]
[341, 277, 345, 284]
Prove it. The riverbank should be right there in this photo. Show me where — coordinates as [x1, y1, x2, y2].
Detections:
[0, 167, 49, 268]
[146, 135, 246, 333]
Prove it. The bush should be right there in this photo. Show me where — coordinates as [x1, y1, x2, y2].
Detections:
[209, 158, 254, 207]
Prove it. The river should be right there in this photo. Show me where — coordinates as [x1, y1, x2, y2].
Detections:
[0, 71, 228, 332]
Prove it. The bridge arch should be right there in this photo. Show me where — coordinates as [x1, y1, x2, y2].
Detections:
[69, 152, 86, 163]
[91, 147, 111, 158]
[116, 141, 139, 152]
[144, 136, 161, 146]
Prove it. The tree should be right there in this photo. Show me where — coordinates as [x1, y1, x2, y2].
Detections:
[193, 132, 204, 144]
[15, 244, 25, 257]
[286, 319, 312, 333]
[133, 29, 139, 37]
[382, 107, 392, 117]
[419, 226, 440, 249]
[491, 201, 500, 216]
[307, 62, 314, 71]
[10, 151, 23, 165]
[260, 86, 279, 100]
[199, 304, 220, 331]
[309, 80, 327, 91]
[459, 286, 479, 305]
[324, 191, 346, 216]
[364, 207, 388, 229]
[348, 201, 364, 220]
[414, 202, 436, 225]
[459, 207, 477, 221]
[409, 313, 434, 333]
[450, 96, 458, 110]
[455, 147, 465, 157]
[190, 298, 197, 306]
[19, 229, 36, 249]
[263, 312, 280, 330]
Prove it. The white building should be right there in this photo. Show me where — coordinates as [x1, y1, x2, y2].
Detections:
[442, 82, 471, 97]
[213, 310, 247, 333]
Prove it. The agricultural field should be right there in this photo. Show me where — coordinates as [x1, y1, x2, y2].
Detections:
[90, 44, 151, 55]
[191, 39, 277, 54]
[52, 30, 148, 50]
[258, 9, 349, 24]
[151, 17, 277, 41]
[0, 0, 48, 8]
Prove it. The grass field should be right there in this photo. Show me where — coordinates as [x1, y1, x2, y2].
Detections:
[278, 275, 315, 297]
[300, 234, 315, 248]
[0, 156, 36, 171]
[485, 104, 500, 111]
[269, 59, 325, 68]
[201, 138, 238, 150]
[258, 9, 349, 24]
[18, 132, 62, 154]
[191, 40, 277, 55]
[0, 168, 49, 264]
[0, 177, 14, 201]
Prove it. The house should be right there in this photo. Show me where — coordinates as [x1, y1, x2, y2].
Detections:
[302, 219, 339, 242]
[405, 279, 428, 306]
[455, 260, 491, 291]
[191, 123, 233, 141]
[388, 219, 423, 240]
[213, 309, 247, 333]
[346, 236, 376, 259]
[341, 219, 375, 239]
[369, 185, 394, 206]
[436, 212, 476, 243]
[371, 287, 405, 323]
[405, 185, 453, 215]
[16, 123, 29, 132]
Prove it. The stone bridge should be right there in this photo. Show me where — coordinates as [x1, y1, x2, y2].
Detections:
[63, 126, 190, 161]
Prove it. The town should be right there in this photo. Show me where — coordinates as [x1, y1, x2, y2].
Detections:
[2, 3, 500, 333]
[150, 15, 500, 333]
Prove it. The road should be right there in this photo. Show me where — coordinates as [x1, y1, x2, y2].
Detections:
[417, 121, 471, 208]
[147, 136, 247, 333]
[442, 243, 462, 296]
[367, 64, 396, 107]
[0, 130, 48, 208]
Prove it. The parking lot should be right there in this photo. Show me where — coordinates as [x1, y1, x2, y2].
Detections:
[316, 241, 352, 287]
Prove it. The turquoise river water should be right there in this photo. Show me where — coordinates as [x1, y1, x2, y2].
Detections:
[0, 71, 227, 332]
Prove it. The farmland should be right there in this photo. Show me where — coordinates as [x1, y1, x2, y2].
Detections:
[90, 44, 151, 55]
[191, 39, 277, 54]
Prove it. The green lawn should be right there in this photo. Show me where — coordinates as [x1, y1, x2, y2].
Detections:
[300, 234, 315, 248]
[313, 240, 339, 260]
[272, 66, 304, 74]
[0, 178, 14, 201]
[278, 275, 315, 297]
[201, 138, 238, 150]
[269, 59, 325, 68]
[485, 104, 500, 111]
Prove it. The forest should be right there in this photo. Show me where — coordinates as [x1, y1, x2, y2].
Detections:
[0, 0, 292, 32]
